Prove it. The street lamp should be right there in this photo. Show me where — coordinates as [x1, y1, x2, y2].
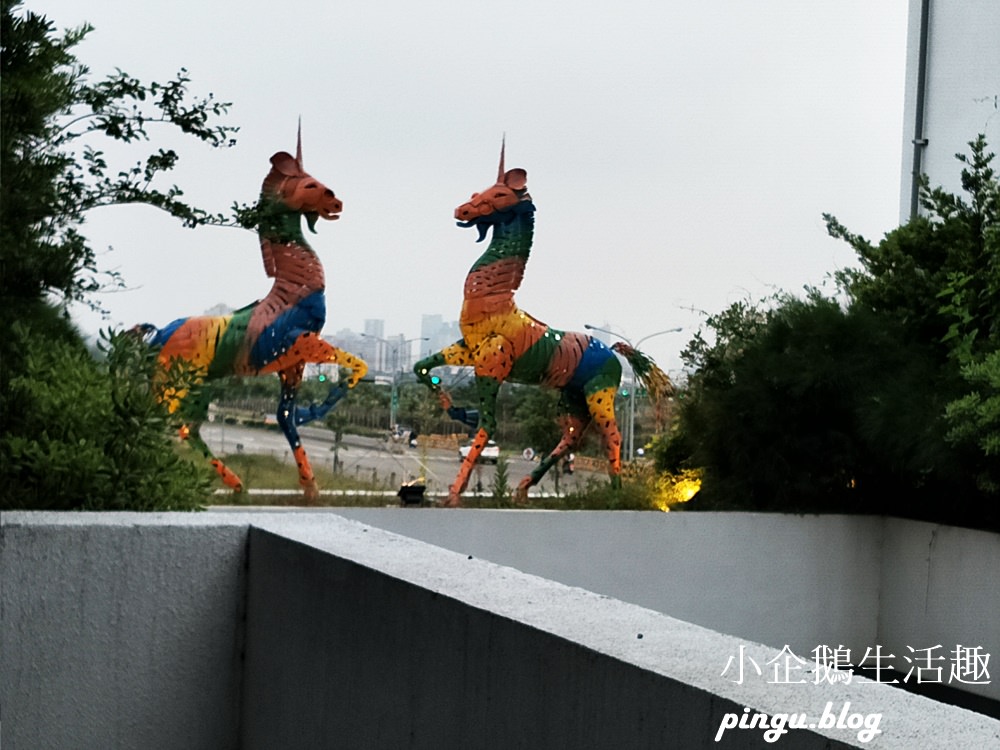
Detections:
[584, 324, 682, 462]
[362, 334, 428, 429]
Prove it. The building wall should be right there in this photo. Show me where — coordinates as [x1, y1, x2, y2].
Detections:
[900, 0, 1000, 222]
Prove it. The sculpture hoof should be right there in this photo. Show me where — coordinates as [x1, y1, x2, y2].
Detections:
[440, 493, 463, 508]
[514, 478, 532, 504]
[302, 480, 320, 505]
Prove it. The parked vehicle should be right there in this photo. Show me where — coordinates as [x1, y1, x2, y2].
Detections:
[459, 440, 500, 464]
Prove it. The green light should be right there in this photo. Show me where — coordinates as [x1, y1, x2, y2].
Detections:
[430, 375, 441, 385]
[318, 373, 327, 382]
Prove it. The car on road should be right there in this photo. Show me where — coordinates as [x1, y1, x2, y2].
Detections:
[458, 440, 500, 464]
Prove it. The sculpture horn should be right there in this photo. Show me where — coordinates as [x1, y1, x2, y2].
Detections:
[497, 134, 506, 183]
[296, 118, 303, 168]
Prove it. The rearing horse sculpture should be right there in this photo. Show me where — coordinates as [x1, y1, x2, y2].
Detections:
[414, 141, 672, 506]
[138, 128, 367, 501]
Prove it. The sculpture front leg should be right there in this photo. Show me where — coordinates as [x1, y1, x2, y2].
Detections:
[449, 426, 493, 506]
[277, 364, 319, 503]
[414, 340, 474, 414]
[448, 347, 508, 506]
[328, 345, 368, 389]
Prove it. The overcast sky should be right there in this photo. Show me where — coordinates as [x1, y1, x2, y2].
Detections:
[33, 0, 909, 373]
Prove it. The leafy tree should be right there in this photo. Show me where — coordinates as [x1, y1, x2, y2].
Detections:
[671, 138, 999, 530]
[676, 295, 962, 514]
[511, 386, 561, 455]
[1, 1, 238, 509]
[0, 328, 210, 509]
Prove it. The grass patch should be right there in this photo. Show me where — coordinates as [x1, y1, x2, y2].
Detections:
[201, 452, 690, 511]
[205, 453, 392, 507]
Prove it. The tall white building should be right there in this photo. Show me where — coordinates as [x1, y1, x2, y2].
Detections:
[900, 0, 1000, 222]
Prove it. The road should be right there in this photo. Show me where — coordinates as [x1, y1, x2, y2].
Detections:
[199, 423, 596, 496]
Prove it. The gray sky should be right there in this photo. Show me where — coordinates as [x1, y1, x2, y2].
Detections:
[36, 0, 909, 373]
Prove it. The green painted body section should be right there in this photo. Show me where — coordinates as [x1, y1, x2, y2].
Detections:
[206, 302, 255, 379]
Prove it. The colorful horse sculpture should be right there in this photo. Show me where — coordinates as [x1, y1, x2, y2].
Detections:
[414, 141, 672, 506]
[138, 129, 367, 501]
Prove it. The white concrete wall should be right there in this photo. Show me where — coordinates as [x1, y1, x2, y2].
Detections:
[328, 509, 1000, 703]
[2, 511, 997, 749]
[239, 516, 998, 749]
[900, 0, 1000, 222]
[877, 518, 1000, 697]
[0, 514, 248, 750]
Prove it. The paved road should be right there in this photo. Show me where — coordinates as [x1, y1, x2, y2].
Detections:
[200, 423, 596, 496]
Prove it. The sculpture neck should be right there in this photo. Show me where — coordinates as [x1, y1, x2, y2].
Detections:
[462, 206, 534, 319]
[470, 205, 535, 274]
[257, 195, 309, 246]
[256, 196, 325, 293]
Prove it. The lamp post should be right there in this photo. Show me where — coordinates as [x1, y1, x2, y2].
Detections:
[584, 324, 682, 462]
[362, 334, 428, 429]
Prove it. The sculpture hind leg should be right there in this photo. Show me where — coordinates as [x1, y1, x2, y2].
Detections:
[168, 377, 246, 494]
[276, 363, 320, 503]
[515, 389, 590, 502]
[184, 422, 245, 493]
[586, 386, 624, 488]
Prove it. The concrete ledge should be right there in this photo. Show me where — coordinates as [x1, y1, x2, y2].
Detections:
[2, 511, 998, 749]
[0, 513, 248, 750]
[323, 508, 1000, 704]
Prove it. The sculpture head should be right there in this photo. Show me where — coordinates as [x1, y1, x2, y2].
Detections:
[455, 138, 532, 242]
[261, 125, 343, 233]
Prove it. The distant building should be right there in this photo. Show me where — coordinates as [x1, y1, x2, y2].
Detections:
[325, 328, 368, 379]
[363, 319, 384, 339]
[900, 0, 1000, 222]
[325, 326, 414, 377]
[203, 302, 234, 317]
[420, 313, 461, 357]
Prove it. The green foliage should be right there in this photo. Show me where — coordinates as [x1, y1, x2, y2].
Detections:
[0, 2, 239, 510]
[828, 135, 1000, 359]
[512, 387, 561, 454]
[672, 137, 1000, 530]
[678, 295, 964, 515]
[490, 452, 512, 503]
[554, 475, 661, 511]
[1, 0, 239, 313]
[0, 327, 211, 510]
[943, 350, 1000, 493]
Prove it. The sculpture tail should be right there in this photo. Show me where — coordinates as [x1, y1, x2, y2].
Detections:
[128, 323, 160, 341]
[611, 342, 674, 427]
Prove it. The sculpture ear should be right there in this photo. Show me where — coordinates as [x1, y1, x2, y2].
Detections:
[270, 152, 302, 176]
[504, 168, 527, 191]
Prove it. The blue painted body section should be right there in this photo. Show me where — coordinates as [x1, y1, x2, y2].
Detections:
[150, 318, 186, 348]
[568, 337, 616, 390]
[250, 291, 326, 370]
